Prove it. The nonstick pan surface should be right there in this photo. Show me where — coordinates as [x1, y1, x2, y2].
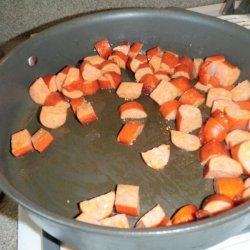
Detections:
[0, 8, 250, 250]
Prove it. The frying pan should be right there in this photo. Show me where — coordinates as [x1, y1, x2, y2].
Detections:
[0, 8, 250, 250]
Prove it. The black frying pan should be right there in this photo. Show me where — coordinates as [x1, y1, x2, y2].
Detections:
[0, 8, 250, 250]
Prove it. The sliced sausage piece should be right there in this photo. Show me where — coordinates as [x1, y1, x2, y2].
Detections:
[136, 204, 166, 228]
[231, 80, 250, 102]
[206, 88, 232, 108]
[214, 178, 244, 200]
[31, 128, 54, 153]
[141, 144, 170, 170]
[44, 92, 70, 108]
[171, 130, 201, 151]
[84, 55, 105, 66]
[70, 97, 86, 114]
[119, 101, 147, 120]
[128, 42, 143, 58]
[211, 99, 239, 113]
[195, 209, 211, 220]
[75, 213, 100, 225]
[94, 38, 112, 59]
[242, 187, 250, 201]
[231, 140, 250, 175]
[192, 58, 203, 79]
[55, 66, 73, 91]
[211, 110, 229, 133]
[245, 178, 250, 188]
[236, 101, 250, 111]
[117, 121, 144, 145]
[204, 155, 243, 178]
[113, 42, 130, 56]
[29, 77, 51, 105]
[199, 141, 229, 165]
[127, 54, 147, 72]
[160, 51, 179, 74]
[116, 82, 143, 100]
[139, 73, 160, 95]
[40, 106, 67, 129]
[11, 129, 34, 157]
[79, 191, 115, 220]
[225, 106, 250, 131]
[43, 74, 57, 92]
[205, 55, 226, 63]
[149, 55, 162, 72]
[171, 77, 191, 94]
[108, 51, 128, 69]
[176, 104, 202, 133]
[225, 129, 250, 148]
[171, 204, 197, 225]
[150, 80, 180, 106]
[179, 88, 205, 107]
[172, 64, 192, 80]
[135, 63, 153, 82]
[80, 61, 102, 81]
[202, 194, 234, 215]
[194, 81, 212, 93]
[159, 100, 181, 120]
[76, 102, 97, 125]
[115, 184, 140, 216]
[100, 60, 121, 75]
[146, 46, 162, 60]
[158, 216, 172, 227]
[82, 80, 100, 95]
[100, 214, 130, 229]
[99, 72, 122, 90]
[154, 71, 170, 82]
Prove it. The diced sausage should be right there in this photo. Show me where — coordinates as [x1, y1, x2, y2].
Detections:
[192, 58, 203, 79]
[179, 88, 205, 107]
[108, 51, 128, 69]
[31, 128, 54, 153]
[127, 54, 147, 72]
[119, 101, 147, 120]
[206, 88, 232, 108]
[146, 46, 162, 60]
[98, 72, 121, 90]
[82, 80, 100, 95]
[84, 55, 105, 66]
[211, 99, 239, 113]
[70, 97, 86, 114]
[154, 71, 170, 82]
[236, 101, 250, 111]
[172, 64, 191, 80]
[136, 204, 166, 228]
[160, 51, 179, 74]
[245, 178, 250, 188]
[171, 77, 191, 94]
[94, 38, 112, 58]
[116, 82, 143, 100]
[225, 129, 250, 148]
[211, 110, 229, 133]
[40, 106, 67, 129]
[44, 92, 70, 108]
[195, 209, 211, 220]
[139, 73, 160, 94]
[29, 77, 51, 105]
[128, 42, 143, 58]
[55, 66, 73, 91]
[43, 74, 57, 92]
[194, 81, 212, 93]
[159, 100, 181, 120]
[176, 104, 202, 133]
[117, 121, 144, 145]
[76, 102, 97, 125]
[214, 178, 244, 200]
[158, 216, 172, 227]
[231, 80, 250, 102]
[202, 194, 234, 215]
[11, 129, 33, 157]
[242, 187, 250, 201]
[150, 80, 180, 106]
[141, 144, 170, 170]
[100, 214, 130, 228]
[231, 140, 250, 175]
[171, 204, 197, 225]
[113, 43, 130, 56]
[80, 61, 102, 81]
[149, 56, 162, 72]
[225, 106, 250, 131]
[100, 60, 121, 75]
[75, 213, 100, 225]
[203, 155, 243, 178]
[79, 191, 115, 220]
[199, 141, 229, 165]
[171, 130, 201, 151]
[205, 55, 225, 63]
[115, 184, 140, 216]
[135, 63, 153, 82]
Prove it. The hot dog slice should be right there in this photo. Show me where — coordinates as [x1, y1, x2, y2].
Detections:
[116, 82, 143, 100]
[214, 178, 244, 200]
[70, 97, 86, 114]
[154, 71, 170, 82]
[44, 92, 70, 108]
[171, 204, 197, 225]
[204, 156, 243, 178]
[202, 194, 234, 215]
[192, 58, 203, 79]
[29, 77, 51, 105]
[127, 54, 147, 72]
[94, 38, 112, 59]
[80, 61, 102, 81]
[98, 72, 122, 90]
[109, 51, 128, 69]
[76, 102, 97, 125]
[225, 106, 250, 131]
[179, 88, 205, 107]
[231, 80, 250, 102]
[171, 130, 201, 151]
[160, 51, 179, 74]
[245, 178, 250, 188]
[79, 191, 115, 220]
[172, 64, 192, 80]
[75, 213, 100, 225]
[149, 55, 162, 72]
[146, 46, 162, 60]
[84, 55, 105, 66]
[100, 60, 121, 75]
[159, 100, 181, 120]
[136, 204, 165, 228]
[158, 217, 172, 227]
[206, 88, 232, 108]
[55, 66, 73, 91]
[82, 80, 100, 95]
[211, 99, 239, 113]
[176, 104, 202, 133]
[194, 81, 212, 93]
[11, 129, 33, 157]
[119, 101, 147, 120]
[43, 74, 57, 92]
[171, 77, 191, 94]
[135, 64, 153, 82]
[140, 73, 160, 94]
[117, 121, 144, 145]
[225, 129, 250, 148]
[195, 209, 211, 220]
[242, 187, 250, 201]
[199, 141, 229, 165]
[231, 140, 250, 175]
[115, 184, 140, 217]
[31, 128, 54, 153]
[113, 43, 130, 56]
[141, 144, 170, 170]
[236, 101, 250, 111]
[128, 42, 143, 58]
[150, 80, 180, 106]
[100, 214, 130, 229]
[40, 106, 67, 129]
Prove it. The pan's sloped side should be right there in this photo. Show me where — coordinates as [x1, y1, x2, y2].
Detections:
[0, 8, 250, 250]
